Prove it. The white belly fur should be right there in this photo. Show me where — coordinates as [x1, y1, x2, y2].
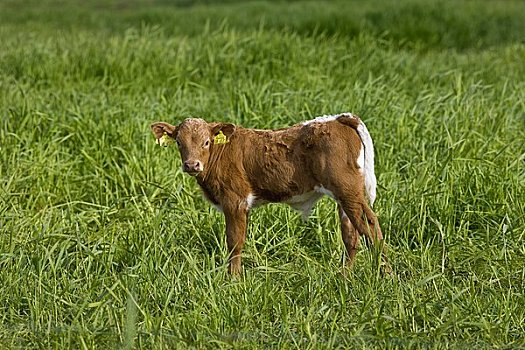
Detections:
[243, 186, 335, 220]
[284, 190, 325, 221]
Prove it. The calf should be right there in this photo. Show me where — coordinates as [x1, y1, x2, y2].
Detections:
[151, 113, 388, 274]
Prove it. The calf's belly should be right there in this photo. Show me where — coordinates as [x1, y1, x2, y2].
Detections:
[283, 191, 323, 220]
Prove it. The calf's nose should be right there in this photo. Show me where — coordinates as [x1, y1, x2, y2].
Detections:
[183, 160, 203, 173]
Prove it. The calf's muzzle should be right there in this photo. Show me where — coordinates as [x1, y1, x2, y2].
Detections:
[183, 160, 203, 175]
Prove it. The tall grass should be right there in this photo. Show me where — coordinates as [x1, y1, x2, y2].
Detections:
[1, 0, 524, 348]
[1, 0, 524, 50]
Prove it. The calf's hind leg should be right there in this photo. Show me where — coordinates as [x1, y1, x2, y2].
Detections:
[338, 204, 360, 268]
[333, 183, 391, 273]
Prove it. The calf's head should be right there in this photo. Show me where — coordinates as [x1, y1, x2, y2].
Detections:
[151, 118, 235, 176]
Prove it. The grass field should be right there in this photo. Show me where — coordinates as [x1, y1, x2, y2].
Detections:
[1, 0, 525, 348]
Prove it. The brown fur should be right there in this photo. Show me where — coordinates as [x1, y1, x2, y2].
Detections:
[151, 115, 389, 275]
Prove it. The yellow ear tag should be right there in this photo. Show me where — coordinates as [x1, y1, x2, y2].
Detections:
[213, 130, 229, 145]
[156, 132, 174, 147]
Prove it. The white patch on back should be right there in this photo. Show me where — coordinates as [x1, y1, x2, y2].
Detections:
[302, 112, 377, 206]
[357, 146, 365, 173]
[356, 121, 377, 206]
[302, 112, 355, 126]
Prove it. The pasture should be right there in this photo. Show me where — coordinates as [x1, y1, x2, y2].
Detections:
[1, 0, 524, 348]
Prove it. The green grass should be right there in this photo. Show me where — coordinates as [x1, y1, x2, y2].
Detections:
[1, 0, 525, 348]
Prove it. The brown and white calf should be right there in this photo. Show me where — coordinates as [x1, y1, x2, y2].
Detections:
[151, 113, 388, 274]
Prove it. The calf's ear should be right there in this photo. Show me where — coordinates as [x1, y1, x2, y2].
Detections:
[211, 123, 236, 139]
[150, 122, 178, 139]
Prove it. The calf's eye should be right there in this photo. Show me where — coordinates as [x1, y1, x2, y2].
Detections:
[203, 139, 210, 148]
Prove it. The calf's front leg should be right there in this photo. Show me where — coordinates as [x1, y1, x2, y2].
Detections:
[223, 201, 248, 275]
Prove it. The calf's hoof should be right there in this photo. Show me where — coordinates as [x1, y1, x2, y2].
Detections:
[380, 261, 393, 276]
[228, 262, 242, 276]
